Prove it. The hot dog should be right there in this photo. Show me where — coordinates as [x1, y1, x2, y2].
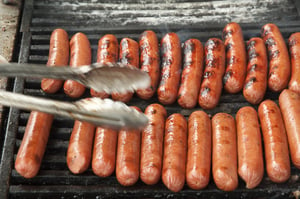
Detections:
[90, 34, 119, 98]
[162, 113, 187, 192]
[288, 32, 300, 94]
[136, 30, 160, 100]
[67, 120, 95, 174]
[92, 127, 118, 177]
[236, 106, 264, 189]
[198, 38, 225, 109]
[140, 103, 167, 185]
[157, 32, 182, 105]
[212, 113, 238, 191]
[186, 111, 211, 190]
[261, 23, 291, 92]
[41, 29, 69, 94]
[222, 22, 247, 94]
[111, 38, 139, 103]
[178, 39, 204, 108]
[15, 111, 54, 178]
[64, 32, 91, 98]
[279, 89, 300, 169]
[116, 106, 141, 186]
[243, 37, 268, 104]
[258, 99, 290, 183]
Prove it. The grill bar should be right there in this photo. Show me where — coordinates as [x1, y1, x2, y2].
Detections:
[1, 0, 300, 198]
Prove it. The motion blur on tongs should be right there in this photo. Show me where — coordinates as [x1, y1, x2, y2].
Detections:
[0, 56, 151, 130]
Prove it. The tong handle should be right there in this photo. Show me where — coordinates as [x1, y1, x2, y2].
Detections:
[0, 63, 79, 79]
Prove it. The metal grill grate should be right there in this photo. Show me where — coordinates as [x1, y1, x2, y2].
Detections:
[1, 0, 300, 198]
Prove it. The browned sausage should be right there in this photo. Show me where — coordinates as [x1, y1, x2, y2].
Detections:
[236, 106, 264, 189]
[116, 106, 141, 186]
[261, 23, 291, 92]
[279, 89, 300, 169]
[136, 30, 160, 100]
[90, 34, 119, 98]
[111, 38, 139, 103]
[64, 32, 91, 98]
[92, 127, 118, 177]
[41, 29, 69, 94]
[212, 113, 238, 191]
[223, 22, 247, 93]
[177, 39, 204, 108]
[258, 99, 290, 183]
[186, 110, 211, 190]
[157, 33, 182, 105]
[15, 111, 54, 178]
[140, 103, 167, 185]
[198, 38, 225, 109]
[162, 113, 187, 192]
[67, 120, 95, 174]
[243, 37, 268, 104]
[288, 32, 300, 94]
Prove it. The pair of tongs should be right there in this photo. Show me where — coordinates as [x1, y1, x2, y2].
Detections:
[0, 60, 150, 130]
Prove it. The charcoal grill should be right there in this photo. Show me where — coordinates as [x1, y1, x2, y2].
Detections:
[1, 0, 300, 198]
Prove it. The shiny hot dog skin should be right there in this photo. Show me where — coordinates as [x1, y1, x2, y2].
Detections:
[90, 34, 119, 98]
[15, 111, 54, 178]
[212, 113, 238, 191]
[67, 120, 95, 174]
[223, 22, 247, 94]
[177, 39, 204, 108]
[162, 113, 187, 192]
[186, 110, 211, 190]
[258, 99, 290, 183]
[158, 32, 182, 105]
[279, 89, 300, 169]
[198, 38, 225, 109]
[136, 30, 160, 100]
[236, 106, 264, 189]
[288, 32, 300, 94]
[261, 23, 291, 92]
[41, 29, 69, 94]
[92, 127, 118, 177]
[243, 37, 268, 104]
[116, 106, 141, 186]
[140, 103, 167, 185]
[64, 32, 91, 98]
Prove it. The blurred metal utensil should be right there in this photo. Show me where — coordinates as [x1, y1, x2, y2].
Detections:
[0, 90, 148, 130]
[0, 62, 150, 93]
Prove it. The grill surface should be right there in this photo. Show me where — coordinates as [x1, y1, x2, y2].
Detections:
[1, 0, 300, 198]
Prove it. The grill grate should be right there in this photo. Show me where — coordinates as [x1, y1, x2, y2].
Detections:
[1, 0, 300, 198]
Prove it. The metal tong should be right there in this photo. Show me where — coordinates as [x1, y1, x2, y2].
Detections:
[0, 61, 151, 130]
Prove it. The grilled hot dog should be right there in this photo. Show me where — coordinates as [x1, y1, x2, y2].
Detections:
[243, 37, 268, 104]
[158, 33, 182, 105]
[136, 30, 160, 100]
[258, 99, 290, 183]
[162, 113, 187, 192]
[15, 111, 54, 178]
[223, 22, 247, 93]
[64, 32, 91, 98]
[186, 111, 211, 190]
[41, 29, 69, 94]
[212, 113, 238, 191]
[198, 38, 225, 109]
[261, 23, 291, 92]
[140, 104, 167, 185]
[288, 32, 300, 94]
[236, 106, 264, 189]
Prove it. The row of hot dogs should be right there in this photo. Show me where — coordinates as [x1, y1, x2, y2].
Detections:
[14, 88, 300, 192]
[13, 23, 300, 193]
[41, 23, 300, 109]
